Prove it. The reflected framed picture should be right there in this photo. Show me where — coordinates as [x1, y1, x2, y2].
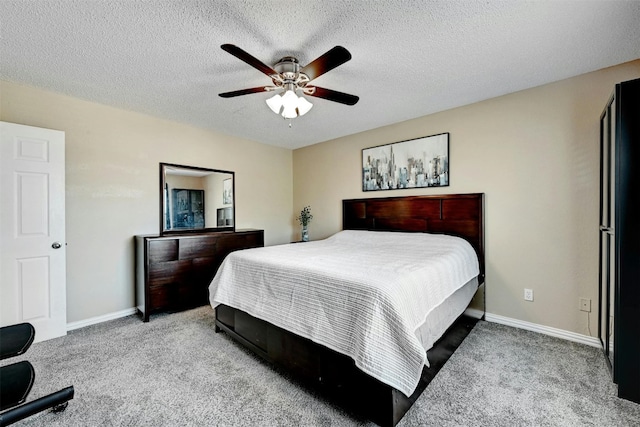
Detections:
[172, 189, 204, 229]
[362, 132, 449, 191]
[223, 178, 233, 205]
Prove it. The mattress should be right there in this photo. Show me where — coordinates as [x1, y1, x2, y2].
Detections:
[415, 276, 479, 350]
[209, 230, 480, 396]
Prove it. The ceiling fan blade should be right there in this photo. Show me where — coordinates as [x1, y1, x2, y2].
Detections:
[221, 44, 278, 77]
[301, 46, 352, 82]
[219, 87, 270, 98]
[305, 86, 359, 106]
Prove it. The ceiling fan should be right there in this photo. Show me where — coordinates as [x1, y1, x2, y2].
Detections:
[219, 44, 359, 120]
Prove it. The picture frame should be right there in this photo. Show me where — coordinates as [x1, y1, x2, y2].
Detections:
[223, 178, 233, 205]
[362, 132, 449, 191]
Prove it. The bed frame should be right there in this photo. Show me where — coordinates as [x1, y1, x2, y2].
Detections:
[214, 193, 485, 426]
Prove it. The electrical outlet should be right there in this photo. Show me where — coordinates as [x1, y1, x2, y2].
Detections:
[579, 298, 591, 312]
[524, 288, 534, 302]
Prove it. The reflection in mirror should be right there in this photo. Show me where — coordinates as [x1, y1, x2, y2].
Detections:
[161, 163, 235, 234]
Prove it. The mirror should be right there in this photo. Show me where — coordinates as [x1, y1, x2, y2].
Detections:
[160, 163, 235, 234]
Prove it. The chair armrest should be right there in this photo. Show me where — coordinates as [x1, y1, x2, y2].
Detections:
[0, 323, 35, 360]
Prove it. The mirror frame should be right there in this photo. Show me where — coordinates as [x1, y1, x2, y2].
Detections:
[160, 162, 235, 235]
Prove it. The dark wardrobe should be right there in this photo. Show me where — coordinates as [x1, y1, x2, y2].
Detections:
[598, 77, 640, 404]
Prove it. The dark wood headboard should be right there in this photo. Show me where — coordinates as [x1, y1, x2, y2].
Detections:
[343, 193, 485, 282]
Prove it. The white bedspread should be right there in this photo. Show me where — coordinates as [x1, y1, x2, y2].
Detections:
[209, 230, 479, 396]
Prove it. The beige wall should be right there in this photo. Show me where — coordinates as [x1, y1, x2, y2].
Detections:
[293, 60, 640, 337]
[0, 81, 293, 323]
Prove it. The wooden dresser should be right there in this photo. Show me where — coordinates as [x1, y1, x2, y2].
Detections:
[135, 229, 264, 322]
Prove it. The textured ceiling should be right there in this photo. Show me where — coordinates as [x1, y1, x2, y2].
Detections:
[1, 1, 640, 149]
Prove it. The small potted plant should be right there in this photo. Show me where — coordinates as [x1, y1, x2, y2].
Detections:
[296, 206, 313, 242]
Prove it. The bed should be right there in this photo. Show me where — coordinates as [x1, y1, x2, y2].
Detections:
[209, 194, 485, 426]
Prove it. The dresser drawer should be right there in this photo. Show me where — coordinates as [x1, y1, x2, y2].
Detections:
[149, 284, 170, 310]
[148, 239, 178, 263]
[179, 235, 217, 260]
[148, 260, 191, 286]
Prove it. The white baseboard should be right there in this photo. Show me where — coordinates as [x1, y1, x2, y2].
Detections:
[485, 312, 601, 348]
[67, 307, 138, 331]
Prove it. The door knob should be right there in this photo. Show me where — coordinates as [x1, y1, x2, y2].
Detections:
[52, 242, 62, 249]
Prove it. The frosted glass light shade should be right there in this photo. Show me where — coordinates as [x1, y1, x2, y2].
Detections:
[296, 96, 313, 116]
[266, 94, 283, 114]
[281, 90, 298, 118]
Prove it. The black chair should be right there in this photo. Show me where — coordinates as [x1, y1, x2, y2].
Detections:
[0, 323, 74, 426]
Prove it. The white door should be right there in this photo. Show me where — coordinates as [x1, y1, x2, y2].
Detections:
[0, 121, 66, 343]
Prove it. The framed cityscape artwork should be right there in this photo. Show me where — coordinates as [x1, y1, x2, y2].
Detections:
[362, 132, 449, 191]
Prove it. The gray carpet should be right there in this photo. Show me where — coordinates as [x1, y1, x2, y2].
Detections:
[2, 307, 639, 426]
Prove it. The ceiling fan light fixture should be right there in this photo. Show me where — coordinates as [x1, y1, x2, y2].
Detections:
[267, 89, 313, 119]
